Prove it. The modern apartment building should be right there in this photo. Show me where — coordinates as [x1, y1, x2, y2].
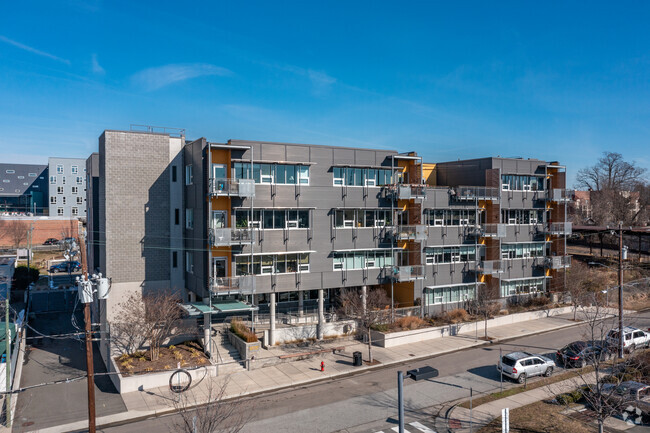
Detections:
[48, 157, 87, 218]
[0, 163, 48, 214]
[91, 128, 571, 348]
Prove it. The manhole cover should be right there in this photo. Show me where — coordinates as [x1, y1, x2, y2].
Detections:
[22, 421, 34, 427]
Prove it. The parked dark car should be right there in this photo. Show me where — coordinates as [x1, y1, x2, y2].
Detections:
[42, 238, 59, 245]
[49, 261, 81, 273]
[556, 341, 613, 368]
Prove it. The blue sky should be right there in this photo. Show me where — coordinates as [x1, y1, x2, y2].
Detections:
[1, 1, 648, 186]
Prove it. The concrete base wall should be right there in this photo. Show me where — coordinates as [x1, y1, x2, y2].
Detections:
[227, 330, 262, 360]
[264, 320, 357, 347]
[371, 306, 574, 348]
[108, 356, 217, 394]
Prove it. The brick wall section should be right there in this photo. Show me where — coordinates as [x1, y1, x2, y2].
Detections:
[0, 218, 79, 246]
[100, 131, 171, 284]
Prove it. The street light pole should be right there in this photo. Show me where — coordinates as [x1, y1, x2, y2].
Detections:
[618, 222, 624, 359]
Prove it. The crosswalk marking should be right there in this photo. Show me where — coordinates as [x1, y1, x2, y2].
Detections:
[409, 421, 436, 433]
[390, 427, 411, 432]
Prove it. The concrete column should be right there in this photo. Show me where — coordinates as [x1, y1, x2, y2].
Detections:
[298, 290, 304, 317]
[317, 289, 324, 340]
[269, 292, 276, 346]
[203, 313, 211, 357]
[361, 285, 367, 317]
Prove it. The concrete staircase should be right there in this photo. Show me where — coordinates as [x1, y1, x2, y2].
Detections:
[211, 329, 247, 374]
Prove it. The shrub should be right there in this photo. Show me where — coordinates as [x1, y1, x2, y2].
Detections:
[443, 308, 469, 324]
[230, 320, 258, 343]
[372, 323, 390, 332]
[555, 392, 576, 405]
[394, 316, 426, 330]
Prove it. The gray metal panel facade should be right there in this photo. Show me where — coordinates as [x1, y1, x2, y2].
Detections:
[0, 163, 48, 213]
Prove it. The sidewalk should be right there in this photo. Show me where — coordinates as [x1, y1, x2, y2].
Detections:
[448, 373, 595, 432]
[36, 312, 584, 433]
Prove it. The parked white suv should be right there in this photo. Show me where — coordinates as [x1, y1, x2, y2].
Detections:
[607, 327, 650, 353]
[497, 351, 556, 384]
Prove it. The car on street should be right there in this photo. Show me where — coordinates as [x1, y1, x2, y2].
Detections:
[497, 351, 556, 383]
[556, 340, 614, 368]
[49, 261, 81, 273]
[607, 327, 650, 353]
[42, 238, 59, 245]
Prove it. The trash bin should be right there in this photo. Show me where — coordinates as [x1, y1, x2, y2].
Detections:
[353, 351, 363, 367]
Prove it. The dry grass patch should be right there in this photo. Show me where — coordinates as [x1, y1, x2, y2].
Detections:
[230, 319, 258, 342]
[477, 400, 592, 433]
[114, 340, 209, 376]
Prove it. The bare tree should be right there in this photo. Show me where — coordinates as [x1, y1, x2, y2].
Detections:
[112, 291, 184, 360]
[338, 287, 390, 363]
[565, 261, 598, 321]
[171, 377, 251, 433]
[560, 297, 643, 433]
[2, 220, 29, 249]
[469, 284, 500, 340]
[576, 152, 648, 225]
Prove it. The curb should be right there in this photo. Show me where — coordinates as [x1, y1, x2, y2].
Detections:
[38, 318, 587, 433]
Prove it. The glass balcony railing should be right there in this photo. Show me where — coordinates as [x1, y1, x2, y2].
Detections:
[452, 186, 500, 201]
[389, 265, 426, 282]
[550, 189, 573, 202]
[208, 227, 255, 247]
[392, 225, 427, 241]
[208, 178, 255, 197]
[477, 260, 504, 274]
[210, 275, 255, 294]
[543, 222, 572, 235]
[546, 255, 572, 269]
[386, 184, 426, 199]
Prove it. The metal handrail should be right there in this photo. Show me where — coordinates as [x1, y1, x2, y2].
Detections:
[129, 124, 185, 137]
[453, 186, 500, 201]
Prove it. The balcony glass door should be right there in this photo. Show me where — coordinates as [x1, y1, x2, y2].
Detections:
[212, 257, 227, 278]
[211, 211, 227, 230]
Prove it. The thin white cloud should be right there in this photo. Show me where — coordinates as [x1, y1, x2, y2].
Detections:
[131, 63, 232, 91]
[0, 35, 70, 65]
[91, 53, 105, 75]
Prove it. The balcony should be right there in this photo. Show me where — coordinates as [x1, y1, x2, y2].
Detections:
[392, 225, 427, 241]
[477, 260, 504, 275]
[543, 222, 572, 236]
[208, 178, 255, 198]
[210, 275, 255, 294]
[209, 227, 255, 247]
[452, 186, 500, 202]
[546, 255, 572, 269]
[468, 223, 507, 238]
[389, 265, 426, 282]
[386, 184, 426, 200]
[550, 188, 573, 202]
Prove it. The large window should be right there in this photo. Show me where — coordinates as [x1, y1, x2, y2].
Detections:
[333, 209, 392, 228]
[332, 249, 393, 271]
[235, 253, 310, 275]
[501, 175, 544, 191]
[186, 252, 194, 274]
[424, 284, 476, 305]
[425, 245, 479, 264]
[500, 278, 545, 297]
[185, 208, 194, 229]
[501, 242, 545, 259]
[185, 164, 193, 185]
[502, 209, 544, 224]
[332, 167, 394, 187]
[233, 162, 309, 185]
[234, 209, 309, 229]
[424, 209, 477, 226]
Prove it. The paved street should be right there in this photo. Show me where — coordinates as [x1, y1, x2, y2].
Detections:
[100, 311, 650, 433]
[13, 312, 126, 432]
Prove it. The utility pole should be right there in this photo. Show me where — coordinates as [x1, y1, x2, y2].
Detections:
[79, 235, 96, 433]
[618, 222, 624, 359]
[4, 266, 11, 428]
[397, 371, 404, 433]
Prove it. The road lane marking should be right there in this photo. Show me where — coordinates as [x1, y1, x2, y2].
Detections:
[391, 428, 411, 432]
[409, 421, 436, 432]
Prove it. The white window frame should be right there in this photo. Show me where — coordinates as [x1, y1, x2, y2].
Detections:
[508, 218, 517, 225]
[57, 207, 64, 216]
[62, 196, 67, 205]
[77, 196, 83, 204]
[62, 177, 66, 185]
[523, 184, 532, 191]
[285, 220, 298, 229]
[71, 186, 78, 194]
[57, 164, 64, 174]
[71, 165, 78, 174]
[76, 176, 83, 184]
[502, 184, 509, 191]
[299, 263, 310, 272]
[5, 169, 14, 174]
[50, 196, 56, 204]
[50, 176, 56, 184]
[57, 186, 64, 194]
[365, 178, 376, 187]
[71, 207, 78, 216]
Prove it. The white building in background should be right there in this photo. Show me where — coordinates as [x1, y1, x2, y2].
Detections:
[48, 157, 87, 218]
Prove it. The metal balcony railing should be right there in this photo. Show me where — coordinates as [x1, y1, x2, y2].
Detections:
[546, 255, 572, 269]
[210, 275, 256, 294]
[386, 184, 426, 200]
[543, 222, 572, 235]
[475, 223, 507, 238]
[550, 188, 573, 202]
[389, 265, 426, 282]
[392, 225, 427, 241]
[453, 186, 500, 201]
[477, 260, 504, 274]
[209, 227, 255, 247]
[208, 178, 255, 198]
